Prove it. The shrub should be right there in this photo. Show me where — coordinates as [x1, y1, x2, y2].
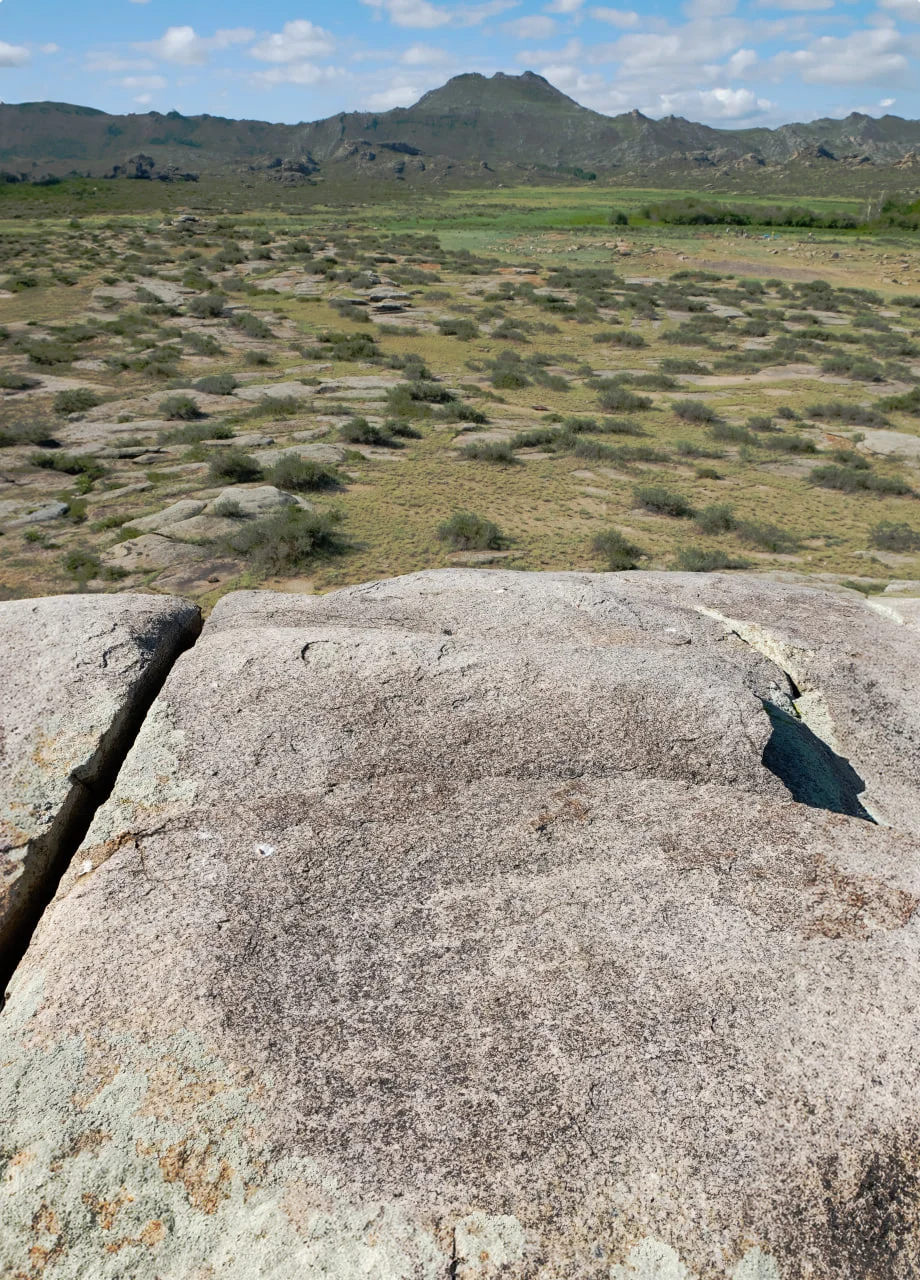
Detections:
[268, 455, 343, 492]
[243, 350, 272, 367]
[30, 452, 105, 482]
[763, 434, 817, 454]
[187, 293, 226, 319]
[809, 465, 914, 496]
[460, 440, 518, 464]
[675, 547, 750, 572]
[386, 418, 423, 438]
[593, 528, 643, 570]
[208, 448, 264, 484]
[695, 503, 734, 535]
[194, 373, 237, 395]
[660, 357, 710, 374]
[746, 415, 777, 433]
[673, 398, 719, 424]
[26, 341, 75, 367]
[735, 520, 800, 552]
[438, 318, 478, 340]
[492, 368, 531, 390]
[598, 385, 652, 413]
[711, 422, 756, 445]
[0, 370, 40, 391]
[633, 485, 694, 517]
[231, 311, 273, 340]
[870, 521, 920, 551]
[436, 402, 488, 424]
[806, 400, 889, 429]
[339, 417, 394, 446]
[436, 510, 503, 550]
[63, 548, 101, 581]
[169, 421, 234, 443]
[595, 329, 646, 348]
[225, 507, 346, 574]
[159, 394, 203, 421]
[53, 388, 101, 415]
[877, 387, 920, 416]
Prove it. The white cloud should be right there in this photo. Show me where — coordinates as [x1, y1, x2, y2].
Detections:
[589, 8, 639, 28]
[119, 75, 167, 90]
[756, 0, 833, 10]
[877, 0, 920, 21]
[129, 0, 152, 6]
[777, 27, 910, 85]
[86, 53, 156, 72]
[659, 86, 774, 118]
[0, 41, 30, 68]
[363, 79, 432, 107]
[725, 47, 758, 76]
[141, 25, 254, 66]
[505, 15, 557, 37]
[545, 0, 584, 12]
[252, 63, 341, 88]
[40, 43, 61, 55]
[362, 0, 452, 27]
[134, 94, 153, 104]
[400, 43, 454, 64]
[250, 20, 336, 63]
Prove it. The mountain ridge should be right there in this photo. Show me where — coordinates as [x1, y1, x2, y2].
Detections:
[3, 71, 920, 184]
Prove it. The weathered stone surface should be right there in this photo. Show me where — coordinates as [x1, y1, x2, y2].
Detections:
[1, 570, 919, 1278]
[130, 499, 207, 533]
[204, 484, 299, 517]
[6, 500, 69, 528]
[0, 592, 200, 964]
[103, 533, 208, 571]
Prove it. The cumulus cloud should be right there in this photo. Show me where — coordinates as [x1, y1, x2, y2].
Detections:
[505, 16, 557, 38]
[400, 43, 454, 64]
[589, 9, 639, 28]
[777, 27, 910, 85]
[141, 26, 254, 66]
[250, 21, 336, 63]
[252, 63, 341, 88]
[134, 93, 153, 104]
[119, 75, 168, 90]
[876, 0, 920, 20]
[362, 0, 453, 27]
[658, 86, 774, 119]
[0, 41, 31, 68]
[40, 44, 61, 55]
[545, 0, 584, 12]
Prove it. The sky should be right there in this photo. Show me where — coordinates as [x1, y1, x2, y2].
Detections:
[1, 0, 920, 129]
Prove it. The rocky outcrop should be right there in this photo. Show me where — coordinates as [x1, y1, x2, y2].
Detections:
[1, 571, 919, 1277]
[0, 593, 201, 977]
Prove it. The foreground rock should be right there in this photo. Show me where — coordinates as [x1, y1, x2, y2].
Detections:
[1, 571, 919, 1278]
[0, 593, 201, 969]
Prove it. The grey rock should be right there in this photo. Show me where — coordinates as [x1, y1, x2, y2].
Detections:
[232, 382, 309, 403]
[161, 514, 242, 543]
[1, 571, 919, 1278]
[131, 500, 207, 533]
[103, 533, 208, 571]
[7, 501, 69, 528]
[204, 485, 298, 517]
[0, 593, 200, 965]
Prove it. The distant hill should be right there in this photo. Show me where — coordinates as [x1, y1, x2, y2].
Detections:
[4, 72, 920, 186]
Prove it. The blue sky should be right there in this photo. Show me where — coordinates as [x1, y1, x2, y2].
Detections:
[2, 1, 920, 127]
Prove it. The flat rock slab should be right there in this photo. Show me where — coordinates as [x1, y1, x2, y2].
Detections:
[2, 571, 920, 1278]
[104, 533, 208, 571]
[232, 382, 310, 403]
[0, 593, 200, 961]
[858, 428, 920, 462]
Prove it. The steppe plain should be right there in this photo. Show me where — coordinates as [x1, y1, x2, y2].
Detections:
[2, 186, 920, 605]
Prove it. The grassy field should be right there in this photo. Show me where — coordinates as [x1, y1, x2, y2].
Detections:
[1, 184, 919, 607]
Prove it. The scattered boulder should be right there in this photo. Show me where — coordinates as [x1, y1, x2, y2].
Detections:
[6, 501, 69, 528]
[130, 500, 206, 533]
[204, 485, 299, 517]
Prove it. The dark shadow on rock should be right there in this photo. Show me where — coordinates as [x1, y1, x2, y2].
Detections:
[762, 700, 875, 822]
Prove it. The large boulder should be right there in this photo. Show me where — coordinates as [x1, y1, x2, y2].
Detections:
[0, 593, 201, 971]
[1, 571, 919, 1278]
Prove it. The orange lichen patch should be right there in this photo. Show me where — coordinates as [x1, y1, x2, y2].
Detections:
[70, 1038, 121, 1110]
[805, 853, 919, 940]
[50, 1127, 111, 1171]
[138, 1056, 233, 1124]
[104, 1218, 167, 1254]
[531, 779, 593, 832]
[82, 1188, 134, 1231]
[151, 1136, 234, 1215]
[29, 728, 95, 771]
[0, 816, 31, 850]
[26, 1202, 65, 1277]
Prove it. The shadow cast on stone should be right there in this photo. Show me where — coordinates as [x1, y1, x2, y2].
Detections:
[762, 700, 875, 822]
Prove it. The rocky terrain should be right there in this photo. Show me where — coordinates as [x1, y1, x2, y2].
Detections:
[1, 569, 919, 1277]
[6, 73, 920, 186]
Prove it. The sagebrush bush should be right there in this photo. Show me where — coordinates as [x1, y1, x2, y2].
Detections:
[339, 417, 394, 446]
[675, 547, 750, 572]
[187, 293, 226, 319]
[673, 399, 719, 424]
[460, 440, 518, 464]
[194, 373, 237, 395]
[268, 454, 343, 492]
[592, 528, 643, 570]
[436, 510, 503, 550]
[208, 448, 264, 484]
[633, 485, 694, 517]
[225, 507, 346, 573]
[160, 394, 203, 421]
[695, 503, 734, 535]
[53, 388, 101, 415]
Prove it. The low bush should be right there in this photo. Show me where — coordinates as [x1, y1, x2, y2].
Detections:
[673, 398, 719, 424]
[438, 318, 478, 340]
[231, 311, 273, 340]
[460, 440, 518, 464]
[592, 528, 643, 570]
[436, 510, 504, 550]
[660, 357, 710, 374]
[53, 388, 100, 415]
[63, 548, 101, 581]
[633, 485, 694, 517]
[598, 385, 652, 413]
[194, 373, 237, 395]
[339, 417, 394, 446]
[735, 520, 800, 552]
[225, 507, 347, 574]
[208, 448, 264, 484]
[0, 370, 40, 391]
[695, 503, 734, 535]
[763, 434, 817, 454]
[809, 465, 914, 496]
[30, 452, 105, 482]
[806, 400, 889, 429]
[160, 394, 203, 421]
[711, 422, 756, 445]
[870, 521, 920, 551]
[187, 293, 226, 319]
[268, 455, 343, 492]
[169, 421, 234, 443]
[675, 547, 750, 572]
[877, 387, 920, 416]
